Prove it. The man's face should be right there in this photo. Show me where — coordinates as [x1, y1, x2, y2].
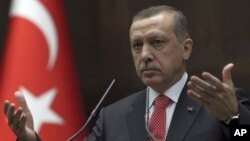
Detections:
[130, 12, 192, 93]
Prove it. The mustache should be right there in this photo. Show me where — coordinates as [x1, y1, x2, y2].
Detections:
[139, 63, 160, 72]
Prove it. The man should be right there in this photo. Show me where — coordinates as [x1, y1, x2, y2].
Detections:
[3, 5, 250, 141]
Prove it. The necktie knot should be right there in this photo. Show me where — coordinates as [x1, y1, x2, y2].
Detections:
[154, 95, 170, 109]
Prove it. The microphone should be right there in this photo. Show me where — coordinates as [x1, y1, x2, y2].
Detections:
[67, 79, 116, 141]
[145, 87, 157, 141]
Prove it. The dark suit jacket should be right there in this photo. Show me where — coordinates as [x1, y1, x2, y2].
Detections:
[85, 86, 250, 141]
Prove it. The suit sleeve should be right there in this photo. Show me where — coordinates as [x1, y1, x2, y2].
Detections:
[236, 88, 250, 124]
[220, 88, 250, 139]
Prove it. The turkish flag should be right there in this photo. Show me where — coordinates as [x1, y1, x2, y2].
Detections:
[0, 0, 87, 140]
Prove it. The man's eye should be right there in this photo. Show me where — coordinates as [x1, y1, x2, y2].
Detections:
[152, 39, 165, 49]
[132, 42, 143, 50]
[152, 39, 163, 45]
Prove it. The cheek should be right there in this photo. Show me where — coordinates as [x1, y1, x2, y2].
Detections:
[159, 52, 183, 70]
[132, 55, 140, 70]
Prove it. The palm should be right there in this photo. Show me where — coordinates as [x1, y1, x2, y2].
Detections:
[3, 92, 36, 141]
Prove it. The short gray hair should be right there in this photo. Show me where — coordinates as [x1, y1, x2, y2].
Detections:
[132, 5, 190, 43]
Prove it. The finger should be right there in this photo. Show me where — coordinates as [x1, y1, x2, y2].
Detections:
[188, 81, 206, 97]
[15, 115, 27, 136]
[12, 121, 19, 132]
[15, 91, 29, 113]
[11, 109, 24, 134]
[189, 76, 216, 96]
[3, 100, 11, 115]
[187, 89, 208, 106]
[13, 107, 23, 125]
[188, 81, 216, 104]
[201, 72, 224, 90]
[7, 103, 16, 125]
[222, 63, 234, 87]
[19, 115, 27, 130]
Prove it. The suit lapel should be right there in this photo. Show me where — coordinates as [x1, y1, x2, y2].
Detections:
[166, 84, 202, 141]
[126, 90, 148, 141]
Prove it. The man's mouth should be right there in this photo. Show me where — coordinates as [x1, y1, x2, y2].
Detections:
[141, 68, 159, 75]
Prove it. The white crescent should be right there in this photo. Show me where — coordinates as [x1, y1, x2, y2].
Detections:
[10, 0, 58, 70]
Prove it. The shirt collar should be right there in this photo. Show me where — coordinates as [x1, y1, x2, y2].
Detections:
[148, 72, 188, 107]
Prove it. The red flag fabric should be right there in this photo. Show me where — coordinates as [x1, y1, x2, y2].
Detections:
[0, 0, 87, 140]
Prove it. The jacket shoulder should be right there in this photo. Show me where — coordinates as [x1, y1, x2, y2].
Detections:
[103, 89, 146, 113]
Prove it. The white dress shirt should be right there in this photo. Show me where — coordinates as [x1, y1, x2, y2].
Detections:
[147, 72, 188, 138]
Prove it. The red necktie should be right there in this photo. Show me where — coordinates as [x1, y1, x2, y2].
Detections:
[148, 95, 170, 141]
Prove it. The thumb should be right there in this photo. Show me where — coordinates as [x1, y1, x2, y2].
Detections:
[14, 91, 30, 112]
[222, 63, 234, 87]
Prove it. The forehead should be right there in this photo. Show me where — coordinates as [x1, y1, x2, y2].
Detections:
[130, 12, 175, 39]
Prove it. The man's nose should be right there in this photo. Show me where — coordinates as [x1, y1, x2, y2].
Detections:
[141, 45, 154, 62]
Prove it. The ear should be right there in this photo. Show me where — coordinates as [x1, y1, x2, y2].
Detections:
[182, 38, 193, 60]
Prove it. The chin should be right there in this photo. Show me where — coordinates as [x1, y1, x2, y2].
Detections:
[142, 77, 162, 88]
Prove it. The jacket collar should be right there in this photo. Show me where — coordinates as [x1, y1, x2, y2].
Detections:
[126, 89, 148, 141]
[166, 84, 202, 141]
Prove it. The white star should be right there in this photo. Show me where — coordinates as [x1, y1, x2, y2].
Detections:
[19, 86, 64, 132]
